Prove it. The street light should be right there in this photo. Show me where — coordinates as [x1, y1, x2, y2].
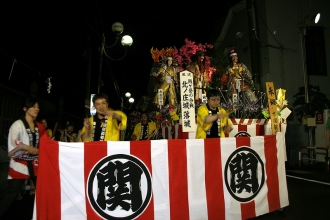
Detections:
[299, 12, 321, 106]
[121, 35, 133, 46]
[299, 12, 321, 164]
[121, 92, 134, 111]
[98, 22, 133, 93]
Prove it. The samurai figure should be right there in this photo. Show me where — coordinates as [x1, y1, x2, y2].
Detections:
[153, 56, 179, 106]
[225, 49, 257, 105]
[186, 51, 207, 101]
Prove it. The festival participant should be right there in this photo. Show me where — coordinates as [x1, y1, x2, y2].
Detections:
[81, 93, 127, 142]
[225, 49, 257, 104]
[39, 117, 53, 138]
[58, 122, 77, 142]
[0, 97, 48, 218]
[153, 56, 179, 106]
[131, 112, 157, 141]
[196, 89, 233, 139]
[124, 114, 140, 141]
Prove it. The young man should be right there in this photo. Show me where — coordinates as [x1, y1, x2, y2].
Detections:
[131, 112, 157, 141]
[196, 89, 233, 139]
[81, 93, 127, 142]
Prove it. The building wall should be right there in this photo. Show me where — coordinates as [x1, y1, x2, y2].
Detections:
[215, 0, 330, 105]
[214, 0, 330, 163]
[262, 0, 330, 102]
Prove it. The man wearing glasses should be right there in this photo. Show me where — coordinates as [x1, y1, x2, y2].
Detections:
[196, 89, 233, 139]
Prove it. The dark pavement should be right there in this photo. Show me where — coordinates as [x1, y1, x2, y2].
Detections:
[2, 164, 330, 220]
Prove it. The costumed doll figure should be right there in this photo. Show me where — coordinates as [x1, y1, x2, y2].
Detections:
[225, 49, 257, 104]
[153, 56, 178, 106]
[186, 51, 207, 101]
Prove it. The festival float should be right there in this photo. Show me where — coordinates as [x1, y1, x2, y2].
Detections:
[137, 38, 291, 140]
[34, 38, 291, 220]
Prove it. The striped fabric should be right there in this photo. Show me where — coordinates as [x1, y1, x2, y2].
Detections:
[34, 133, 288, 220]
[160, 120, 287, 139]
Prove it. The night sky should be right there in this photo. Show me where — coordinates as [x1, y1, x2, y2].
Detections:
[0, 0, 241, 123]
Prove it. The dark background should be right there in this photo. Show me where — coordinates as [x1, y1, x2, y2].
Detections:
[0, 0, 241, 126]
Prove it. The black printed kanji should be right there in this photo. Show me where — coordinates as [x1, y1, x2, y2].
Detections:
[267, 87, 275, 96]
[96, 160, 143, 212]
[181, 81, 188, 93]
[183, 111, 190, 119]
[270, 99, 276, 105]
[229, 152, 259, 194]
[182, 102, 190, 109]
[184, 120, 191, 128]
[182, 94, 189, 101]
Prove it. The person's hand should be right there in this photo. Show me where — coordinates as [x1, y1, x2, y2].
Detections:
[106, 109, 114, 118]
[83, 118, 91, 129]
[19, 142, 38, 155]
[25, 146, 39, 155]
[223, 126, 233, 133]
[8, 140, 26, 156]
[97, 108, 114, 118]
[218, 114, 226, 120]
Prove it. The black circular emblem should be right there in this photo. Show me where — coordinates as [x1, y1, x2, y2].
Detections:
[87, 154, 152, 219]
[234, 131, 251, 137]
[224, 147, 265, 202]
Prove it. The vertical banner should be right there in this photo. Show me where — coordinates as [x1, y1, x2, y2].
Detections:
[157, 89, 164, 107]
[265, 82, 279, 134]
[201, 93, 207, 104]
[180, 70, 195, 132]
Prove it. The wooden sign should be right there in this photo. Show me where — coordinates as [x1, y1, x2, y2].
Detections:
[180, 70, 195, 132]
[265, 82, 280, 134]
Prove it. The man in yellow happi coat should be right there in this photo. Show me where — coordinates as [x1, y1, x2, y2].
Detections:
[196, 89, 233, 139]
[131, 112, 157, 141]
[81, 93, 127, 142]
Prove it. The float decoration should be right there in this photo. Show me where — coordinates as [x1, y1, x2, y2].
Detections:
[262, 88, 290, 122]
[169, 105, 179, 121]
[176, 38, 215, 78]
[148, 105, 178, 127]
[150, 47, 178, 63]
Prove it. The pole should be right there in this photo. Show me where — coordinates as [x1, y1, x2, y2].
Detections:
[299, 27, 309, 105]
[246, 0, 261, 92]
[299, 24, 314, 164]
[85, 46, 92, 117]
[121, 96, 124, 111]
[98, 33, 105, 93]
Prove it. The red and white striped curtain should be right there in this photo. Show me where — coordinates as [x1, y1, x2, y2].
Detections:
[160, 119, 287, 139]
[34, 133, 288, 220]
